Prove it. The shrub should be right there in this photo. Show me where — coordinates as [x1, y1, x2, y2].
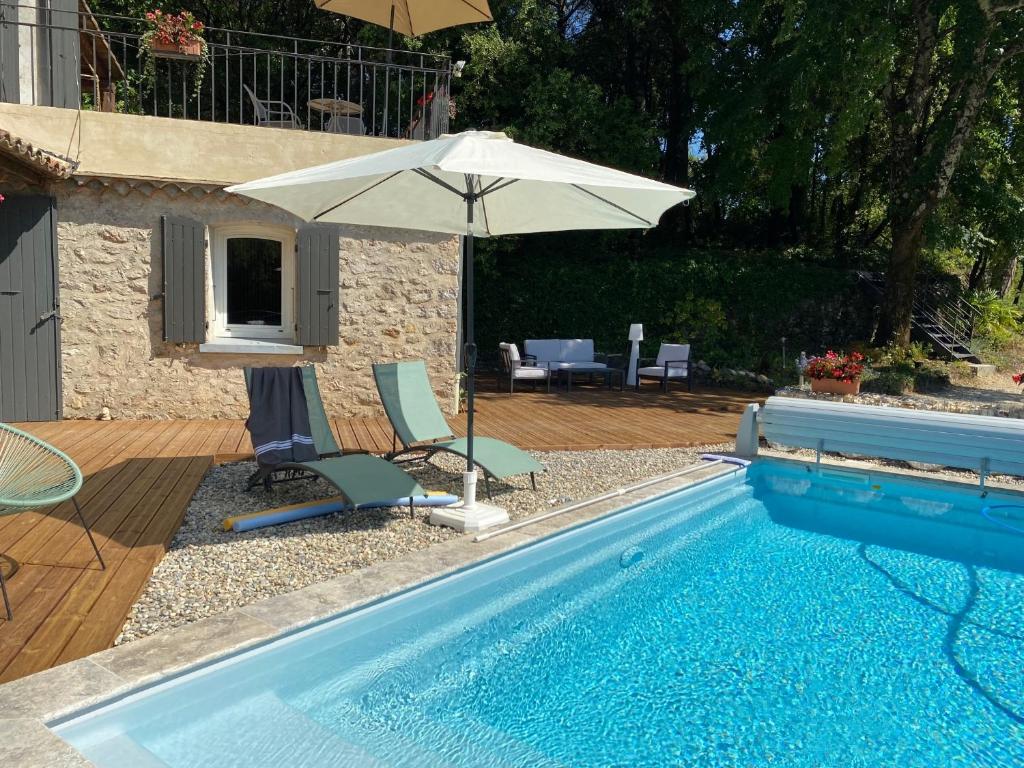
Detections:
[863, 367, 915, 395]
[913, 362, 951, 392]
[970, 291, 1022, 346]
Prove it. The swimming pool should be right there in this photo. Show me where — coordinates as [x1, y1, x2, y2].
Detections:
[54, 459, 1024, 767]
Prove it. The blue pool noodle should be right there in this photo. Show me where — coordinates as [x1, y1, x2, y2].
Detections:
[230, 495, 460, 532]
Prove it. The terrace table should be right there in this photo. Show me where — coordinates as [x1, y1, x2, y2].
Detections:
[308, 98, 365, 134]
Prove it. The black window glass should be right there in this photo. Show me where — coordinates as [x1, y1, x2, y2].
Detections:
[226, 238, 282, 326]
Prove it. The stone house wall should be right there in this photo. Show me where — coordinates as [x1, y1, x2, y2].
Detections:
[55, 181, 461, 420]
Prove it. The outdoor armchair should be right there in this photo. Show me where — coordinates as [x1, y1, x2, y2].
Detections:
[636, 343, 693, 392]
[0, 423, 105, 620]
[498, 342, 551, 394]
[243, 85, 304, 130]
[373, 360, 544, 497]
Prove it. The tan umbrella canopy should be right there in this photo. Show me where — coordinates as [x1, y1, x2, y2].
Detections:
[315, 0, 493, 38]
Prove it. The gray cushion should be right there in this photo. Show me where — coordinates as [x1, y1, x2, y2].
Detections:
[655, 343, 690, 366]
[513, 367, 548, 379]
[637, 365, 688, 378]
[560, 339, 594, 363]
[524, 339, 561, 363]
[549, 361, 607, 370]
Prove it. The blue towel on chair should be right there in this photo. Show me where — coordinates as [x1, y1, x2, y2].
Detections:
[244, 368, 319, 469]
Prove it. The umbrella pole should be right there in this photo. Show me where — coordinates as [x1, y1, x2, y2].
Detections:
[463, 194, 478, 505]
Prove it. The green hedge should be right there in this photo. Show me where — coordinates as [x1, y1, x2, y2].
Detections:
[474, 236, 875, 372]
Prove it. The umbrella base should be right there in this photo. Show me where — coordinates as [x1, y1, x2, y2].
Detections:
[430, 476, 509, 532]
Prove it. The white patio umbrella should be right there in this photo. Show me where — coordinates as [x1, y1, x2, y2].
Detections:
[227, 130, 695, 525]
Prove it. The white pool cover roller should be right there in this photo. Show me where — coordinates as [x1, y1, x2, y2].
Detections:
[760, 396, 1024, 478]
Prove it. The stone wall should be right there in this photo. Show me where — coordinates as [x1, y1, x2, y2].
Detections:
[55, 182, 461, 420]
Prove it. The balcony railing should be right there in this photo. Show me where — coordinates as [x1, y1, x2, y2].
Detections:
[0, 3, 452, 141]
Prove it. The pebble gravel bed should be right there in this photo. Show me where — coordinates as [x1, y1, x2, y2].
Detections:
[117, 446, 731, 644]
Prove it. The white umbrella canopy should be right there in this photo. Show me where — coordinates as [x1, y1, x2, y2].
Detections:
[315, 0, 493, 37]
[226, 130, 695, 235]
[227, 130, 694, 520]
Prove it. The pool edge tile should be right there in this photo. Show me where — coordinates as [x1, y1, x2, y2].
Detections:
[0, 658, 129, 721]
[0, 719, 94, 767]
[88, 609, 279, 689]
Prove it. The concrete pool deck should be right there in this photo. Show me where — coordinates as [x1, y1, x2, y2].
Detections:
[0, 459, 742, 767]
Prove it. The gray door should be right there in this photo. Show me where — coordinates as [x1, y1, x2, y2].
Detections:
[0, 195, 62, 422]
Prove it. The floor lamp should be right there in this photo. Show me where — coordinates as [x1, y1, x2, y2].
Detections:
[627, 324, 643, 386]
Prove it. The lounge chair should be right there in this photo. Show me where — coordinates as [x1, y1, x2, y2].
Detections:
[498, 342, 551, 394]
[243, 367, 424, 515]
[0, 423, 105, 620]
[372, 360, 544, 497]
[636, 343, 693, 392]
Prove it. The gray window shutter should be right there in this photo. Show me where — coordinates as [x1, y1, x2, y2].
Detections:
[296, 223, 340, 346]
[46, 0, 80, 109]
[0, 4, 19, 104]
[161, 215, 206, 343]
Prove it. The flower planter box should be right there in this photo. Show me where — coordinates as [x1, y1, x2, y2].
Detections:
[810, 377, 861, 396]
[148, 39, 203, 59]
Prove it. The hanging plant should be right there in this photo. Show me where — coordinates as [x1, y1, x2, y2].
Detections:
[140, 9, 208, 97]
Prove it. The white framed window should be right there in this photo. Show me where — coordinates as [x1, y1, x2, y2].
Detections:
[211, 224, 295, 342]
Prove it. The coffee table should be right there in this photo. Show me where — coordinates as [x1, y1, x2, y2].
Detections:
[555, 365, 624, 392]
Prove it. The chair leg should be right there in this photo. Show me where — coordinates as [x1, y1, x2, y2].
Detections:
[0, 569, 11, 621]
[530, 472, 537, 491]
[73, 497, 106, 571]
[484, 474, 492, 499]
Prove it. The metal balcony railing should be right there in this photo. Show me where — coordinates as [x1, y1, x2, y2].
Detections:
[0, 3, 452, 141]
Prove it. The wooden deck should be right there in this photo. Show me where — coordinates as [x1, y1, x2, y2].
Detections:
[1, 386, 753, 682]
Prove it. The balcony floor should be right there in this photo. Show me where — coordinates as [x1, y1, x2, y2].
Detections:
[1, 385, 755, 682]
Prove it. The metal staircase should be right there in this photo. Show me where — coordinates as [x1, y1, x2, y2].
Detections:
[858, 272, 983, 363]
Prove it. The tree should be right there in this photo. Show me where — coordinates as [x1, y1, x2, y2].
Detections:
[875, 0, 1024, 343]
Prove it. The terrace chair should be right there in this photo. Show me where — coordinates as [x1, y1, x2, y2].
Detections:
[242, 85, 303, 130]
[498, 342, 551, 394]
[0, 424, 105, 621]
[636, 343, 693, 392]
[244, 367, 424, 515]
[372, 360, 545, 497]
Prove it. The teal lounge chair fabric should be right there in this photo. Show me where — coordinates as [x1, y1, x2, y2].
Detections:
[244, 367, 424, 512]
[372, 361, 544, 495]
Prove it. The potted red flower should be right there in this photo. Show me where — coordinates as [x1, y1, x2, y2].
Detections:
[142, 9, 206, 59]
[805, 350, 865, 396]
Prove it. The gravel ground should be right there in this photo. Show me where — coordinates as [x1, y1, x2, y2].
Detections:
[117, 445, 730, 644]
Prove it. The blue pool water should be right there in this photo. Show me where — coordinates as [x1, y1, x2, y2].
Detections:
[55, 460, 1024, 767]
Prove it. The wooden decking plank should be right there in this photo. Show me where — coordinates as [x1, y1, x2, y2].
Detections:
[0, 421, 170, 549]
[348, 418, 377, 453]
[54, 455, 211, 664]
[361, 417, 394, 454]
[10, 455, 200, 677]
[334, 418, 361, 453]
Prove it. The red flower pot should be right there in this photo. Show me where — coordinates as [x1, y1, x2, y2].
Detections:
[149, 39, 203, 58]
[810, 377, 861, 396]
